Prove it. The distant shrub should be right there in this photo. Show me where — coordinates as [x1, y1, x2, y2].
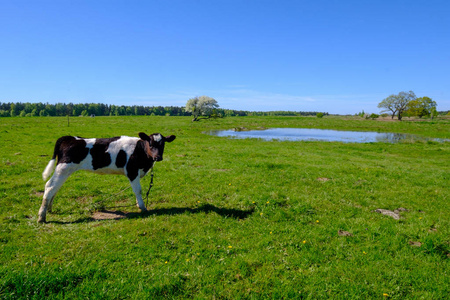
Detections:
[369, 113, 379, 120]
[316, 112, 324, 118]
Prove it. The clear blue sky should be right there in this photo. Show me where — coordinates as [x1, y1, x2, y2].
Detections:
[1, 0, 449, 114]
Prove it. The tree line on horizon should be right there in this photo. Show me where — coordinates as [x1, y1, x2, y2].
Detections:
[0, 102, 326, 118]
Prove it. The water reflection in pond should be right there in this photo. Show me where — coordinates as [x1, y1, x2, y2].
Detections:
[208, 128, 449, 143]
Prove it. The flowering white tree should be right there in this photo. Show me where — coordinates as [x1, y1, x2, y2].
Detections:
[185, 96, 219, 121]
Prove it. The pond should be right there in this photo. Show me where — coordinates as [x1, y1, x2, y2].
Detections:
[207, 128, 449, 143]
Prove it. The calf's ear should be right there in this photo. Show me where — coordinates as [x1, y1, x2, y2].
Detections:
[165, 135, 176, 142]
[139, 132, 151, 141]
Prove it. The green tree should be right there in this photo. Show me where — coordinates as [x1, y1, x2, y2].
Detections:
[369, 113, 379, 120]
[73, 104, 85, 116]
[45, 104, 56, 116]
[55, 103, 66, 116]
[88, 104, 100, 116]
[377, 96, 397, 119]
[430, 106, 437, 120]
[10, 103, 19, 117]
[407, 96, 437, 118]
[378, 91, 416, 121]
[110, 105, 117, 116]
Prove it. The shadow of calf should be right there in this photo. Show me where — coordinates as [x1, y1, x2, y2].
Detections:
[138, 204, 254, 220]
[51, 204, 254, 224]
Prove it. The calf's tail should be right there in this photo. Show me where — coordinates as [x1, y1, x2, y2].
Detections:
[42, 159, 56, 181]
[42, 137, 62, 181]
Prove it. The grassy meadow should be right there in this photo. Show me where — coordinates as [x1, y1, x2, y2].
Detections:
[1, 115, 449, 299]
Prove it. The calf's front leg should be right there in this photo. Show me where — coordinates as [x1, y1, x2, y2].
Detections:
[129, 178, 148, 212]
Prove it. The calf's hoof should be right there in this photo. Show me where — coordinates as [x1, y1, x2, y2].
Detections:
[37, 217, 46, 223]
[136, 203, 147, 212]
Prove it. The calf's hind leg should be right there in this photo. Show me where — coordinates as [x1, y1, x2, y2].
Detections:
[38, 164, 74, 223]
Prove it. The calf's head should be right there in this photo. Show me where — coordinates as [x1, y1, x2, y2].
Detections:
[139, 132, 176, 161]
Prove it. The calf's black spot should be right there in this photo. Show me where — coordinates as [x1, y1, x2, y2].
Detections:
[116, 150, 127, 168]
[90, 137, 120, 170]
[56, 136, 89, 164]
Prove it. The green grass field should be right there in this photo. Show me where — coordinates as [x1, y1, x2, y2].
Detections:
[1, 116, 449, 299]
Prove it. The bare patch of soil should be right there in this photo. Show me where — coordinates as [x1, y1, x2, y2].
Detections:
[373, 209, 400, 220]
[409, 241, 422, 247]
[317, 177, 331, 182]
[338, 230, 353, 237]
[372, 207, 410, 220]
[394, 207, 409, 213]
[92, 210, 127, 220]
[33, 191, 44, 197]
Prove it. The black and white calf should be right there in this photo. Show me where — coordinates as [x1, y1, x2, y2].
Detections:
[38, 132, 176, 223]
